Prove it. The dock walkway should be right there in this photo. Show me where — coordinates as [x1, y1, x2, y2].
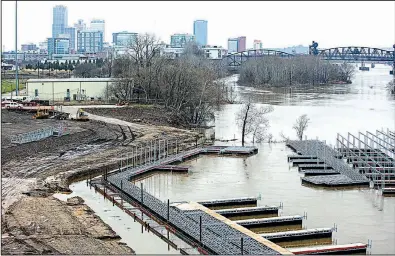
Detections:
[287, 140, 369, 186]
[105, 145, 290, 255]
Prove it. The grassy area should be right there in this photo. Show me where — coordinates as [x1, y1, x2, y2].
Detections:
[1, 80, 26, 94]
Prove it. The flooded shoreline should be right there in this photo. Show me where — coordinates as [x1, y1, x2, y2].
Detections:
[58, 65, 394, 254]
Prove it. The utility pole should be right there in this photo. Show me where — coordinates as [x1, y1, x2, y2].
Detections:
[15, 0, 19, 96]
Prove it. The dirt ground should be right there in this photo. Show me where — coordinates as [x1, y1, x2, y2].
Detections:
[88, 105, 188, 128]
[1, 107, 199, 254]
[1, 196, 134, 255]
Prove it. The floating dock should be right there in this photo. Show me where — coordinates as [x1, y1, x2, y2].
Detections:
[291, 159, 325, 166]
[382, 188, 395, 195]
[198, 197, 258, 210]
[153, 165, 190, 172]
[215, 206, 279, 220]
[336, 130, 395, 189]
[287, 140, 369, 187]
[101, 145, 292, 255]
[236, 216, 303, 233]
[287, 155, 318, 161]
[288, 243, 368, 255]
[301, 170, 341, 176]
[297, 164, 333, 171]
[261, 228, 333, 248]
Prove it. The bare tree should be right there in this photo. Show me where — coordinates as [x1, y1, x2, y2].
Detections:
[236, 102, 273, 146]
[386, 80, 395, 95]
[293, 114, 310, 140]
[73, 63, 99, 78]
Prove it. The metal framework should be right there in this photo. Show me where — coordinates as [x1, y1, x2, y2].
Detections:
[315, 47, 394, 62]
[223, 41, 395, 69]
[102, 141, 281, 255]
[224, 49, 294, 67]
[287, 140, 369, 186]
[336, 130, 395, 189]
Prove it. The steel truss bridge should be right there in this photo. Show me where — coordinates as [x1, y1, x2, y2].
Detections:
[224, 41, 395, 69]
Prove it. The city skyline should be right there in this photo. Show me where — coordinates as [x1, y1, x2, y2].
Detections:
[2, 1, 395, 51]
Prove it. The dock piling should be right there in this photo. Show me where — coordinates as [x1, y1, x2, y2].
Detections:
[241, 237, 244, 255]
[199, 215, 202, 243]
[167, 199, 170, 222]
[141, 182, 144, 205]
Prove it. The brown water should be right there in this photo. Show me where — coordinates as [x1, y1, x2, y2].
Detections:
[61, 65, 394, 254]
[137, 65, 395, 254]
[54, 181, 180, 255]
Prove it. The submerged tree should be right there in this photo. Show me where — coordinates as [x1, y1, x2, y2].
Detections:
[293, 114, 310, 140]
[236, 101, 273, 146]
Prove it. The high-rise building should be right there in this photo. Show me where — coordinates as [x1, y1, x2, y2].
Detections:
[170, 34, 195, 48]
[52, 5, 68, 38]
[21, 43, 37, 52]
[64, 27, 76, 51]
[237, 36, 246, 52]
[77, 30, 104, 53]
[74, 19, 86, 32]
[112, 31, 138, 47]
[227, 38, 238, 53]
[90, 19, 105, 41]
[48, 37, 70, 57]
[253, 40, 262, 50]
[193, 20, 208, 46]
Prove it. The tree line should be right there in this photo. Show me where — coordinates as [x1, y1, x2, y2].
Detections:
[238, 56, 356, 87]
[106, 33, 228, 127]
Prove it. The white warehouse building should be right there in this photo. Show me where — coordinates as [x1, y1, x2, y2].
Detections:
[26, 78, 116, 102]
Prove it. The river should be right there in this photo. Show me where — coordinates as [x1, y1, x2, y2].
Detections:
[59, 64, 395, 254]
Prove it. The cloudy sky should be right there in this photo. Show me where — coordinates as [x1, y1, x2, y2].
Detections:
[2, 1, 395, 51]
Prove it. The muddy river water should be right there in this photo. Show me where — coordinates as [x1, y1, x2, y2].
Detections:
[60, 65, 395, 254]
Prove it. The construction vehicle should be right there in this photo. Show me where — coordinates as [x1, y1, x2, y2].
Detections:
[70, 108, 89, 121]
[33, 107, 50, 119]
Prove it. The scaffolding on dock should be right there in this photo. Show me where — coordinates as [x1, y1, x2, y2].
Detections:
[336, 129, 395, 190]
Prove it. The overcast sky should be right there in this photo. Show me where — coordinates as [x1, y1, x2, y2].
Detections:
[2, 1, 395, 51]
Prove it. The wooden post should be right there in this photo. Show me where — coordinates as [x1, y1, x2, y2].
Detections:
[121, 180, 123, 190]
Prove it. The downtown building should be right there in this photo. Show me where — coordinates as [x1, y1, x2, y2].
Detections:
[90, 19, 105, 41]
[77, 30, 104, 53]
[227, 36, 246, 53]
[170, 33, 195, 48]
[193, 20, 207, 46]
[52, 5, 68, 38]
[21, 43, 38, 52]
[253, 40, 263, 50]
[47, 37, 70, 57]
[112, 31, 138, 47]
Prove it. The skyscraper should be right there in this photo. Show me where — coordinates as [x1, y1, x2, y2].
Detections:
[52, 5, 68, 38]
[193, 20, 208, 46]
[90, 19, 105, 41]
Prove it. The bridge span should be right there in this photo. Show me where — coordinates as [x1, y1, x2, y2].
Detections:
[223, 41, 395, 72]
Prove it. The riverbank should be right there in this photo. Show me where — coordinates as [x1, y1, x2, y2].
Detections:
[1, 107, 199, 254]
[2, 196, 135, 255]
